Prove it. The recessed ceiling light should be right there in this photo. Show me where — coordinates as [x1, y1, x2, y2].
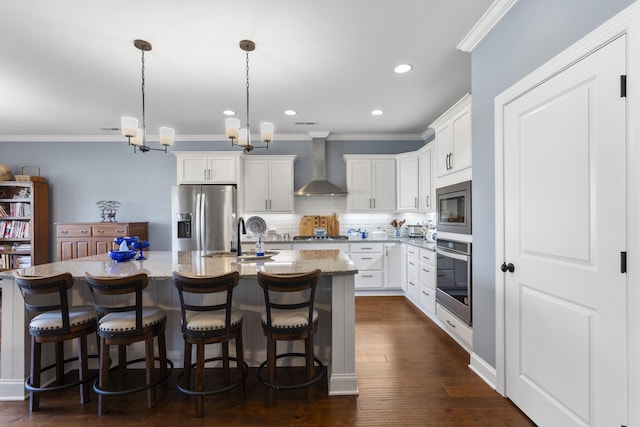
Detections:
[223, 110, 235, 116]
[371, 109, 383, 116]
[284, 110, 297, 116]
[394, 64, 413, 74]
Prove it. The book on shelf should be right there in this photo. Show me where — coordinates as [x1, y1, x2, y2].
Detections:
[0, 220, 30, 239]
[12, 255, 31, 269]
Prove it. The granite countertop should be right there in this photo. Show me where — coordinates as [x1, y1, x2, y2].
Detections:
[1, 250, 358, 281]
[248, 237, 437, 251]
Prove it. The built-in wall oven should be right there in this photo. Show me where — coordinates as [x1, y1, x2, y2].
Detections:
[436, 180, 471, 235]
[436, 238, 471, 326]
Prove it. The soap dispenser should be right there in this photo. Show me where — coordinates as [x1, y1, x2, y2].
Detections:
[255, 236, 265, 257]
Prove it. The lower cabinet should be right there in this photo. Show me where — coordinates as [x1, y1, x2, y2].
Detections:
[56, 222, 149, 261]
[384, 242, 402, 289]
[418, 248, 436, 314]
[436, 302, 473, 352]
[350, 242, 384, 289]
[406, 245, 420, 300]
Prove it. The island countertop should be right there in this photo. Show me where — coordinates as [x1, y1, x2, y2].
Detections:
[0, 249, 358, 281]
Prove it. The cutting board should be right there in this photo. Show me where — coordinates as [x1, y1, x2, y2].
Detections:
[299, 214, 340, 236]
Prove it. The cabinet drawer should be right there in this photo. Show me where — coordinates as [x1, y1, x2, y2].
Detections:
[351, 253, 383, 270]
[437, 303, 473, 347]
[57, 224, 91, 237]
[92, 223, 128, 237]
[419, 248, 436, 266]
[419, 261, 436, 290]
[355, 271, 383, 288]
[350, 242, 383, 253]
[419, 285, 436, 313]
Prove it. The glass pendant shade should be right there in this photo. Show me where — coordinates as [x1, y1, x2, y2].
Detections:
[130, 129, 144, 146]
[121, 117, 138, 138]
[238, 128, 249, 146]
[159, 127, 175, 146]
[260, 122, 274, 142]
[225, 118, 240, 139]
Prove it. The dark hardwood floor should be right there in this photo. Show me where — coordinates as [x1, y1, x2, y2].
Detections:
[0, 296, 535, 426]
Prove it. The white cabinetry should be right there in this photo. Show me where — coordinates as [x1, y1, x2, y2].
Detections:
[344, 155, 396, 212]
[384, 242, 402, 289]
[396, 153, 419, 211]
[437, 303, 472, 352]
[433, 94, 472, 181]
[418, 145, 435, 212]
[175, 151, 241, 184]
[418, 248, 436, 314]
[350, 242, 384, 289]
[406, 245, 420, 301]
[243, 155, 296, 213]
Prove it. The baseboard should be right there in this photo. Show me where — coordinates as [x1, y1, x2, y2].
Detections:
[469, 352, 497, 390]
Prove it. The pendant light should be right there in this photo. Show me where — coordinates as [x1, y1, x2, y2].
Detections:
[121, 39, 174, 153]
[225, 40, 273, 153]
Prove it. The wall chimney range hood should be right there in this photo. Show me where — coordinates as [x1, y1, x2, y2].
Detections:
[295, 133, 347, 196]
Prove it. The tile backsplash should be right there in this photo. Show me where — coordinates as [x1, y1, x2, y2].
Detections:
[242, 196, 435, 239]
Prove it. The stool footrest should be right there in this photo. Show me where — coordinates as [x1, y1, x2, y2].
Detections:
[92, 357, 174, 397]
[176, 356, 248, 397]
[257, 352, 324, 390]
[25, 354, 100, 394]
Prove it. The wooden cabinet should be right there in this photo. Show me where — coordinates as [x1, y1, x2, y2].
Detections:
[396, 153, 419, 211]
[433, 94, 472, 179]
[0, 181, 49, 270]
[418, 145, 435, 212]
[243, 155, 295, 213]
[56, 222, 148, 261]
[344, 155, 396, 212]
[174, 151, 241, 184]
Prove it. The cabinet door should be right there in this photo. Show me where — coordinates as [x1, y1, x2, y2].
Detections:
[371, 159, 396, 211]
[177, 156, 208, 183]
[346, 159, 373, 211]
[436, 123, 453, 177]
[93, 237, 117, 255]
[385, 243, 402, 289]
[207, 157, 238, 183]
[244, 160, 269, 212]
[267, 159, 294, 212]
[57, 238, 91, 261]
[418, 148, 433, 211]
[451, 107, 472, 172]
[397, 155, 418, 211]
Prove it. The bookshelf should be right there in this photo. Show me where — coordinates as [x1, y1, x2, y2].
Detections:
[0, 181, 49, 271]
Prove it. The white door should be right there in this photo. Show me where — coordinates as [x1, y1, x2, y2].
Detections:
[244, 159, 268, 212]
[371, 158, 396, 211]
[503, 35, 627, 426]
[347, 159, 373, 211]
[267, 159, 293, 212]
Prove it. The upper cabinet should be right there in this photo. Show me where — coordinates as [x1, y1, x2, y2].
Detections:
[344, 155, 396, 212]
[175, 151, 242, 184]
[244, 155, 296, 213]
[418, 145, 435, 212]
[396, 153, 419, 212]
[433, 94, 472, 180]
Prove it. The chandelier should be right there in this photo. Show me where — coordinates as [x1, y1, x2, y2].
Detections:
[120, 39, 174, 153]
[225, 40, 274, 153]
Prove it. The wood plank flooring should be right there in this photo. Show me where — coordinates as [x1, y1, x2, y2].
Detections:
[0, 296, 535, 426]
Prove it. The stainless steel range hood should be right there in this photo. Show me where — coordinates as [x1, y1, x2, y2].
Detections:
[294, 135, 347, 196]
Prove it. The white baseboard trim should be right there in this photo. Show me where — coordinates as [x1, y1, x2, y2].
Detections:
[469, 352, 497, 391]
[0, 379, 26, 401]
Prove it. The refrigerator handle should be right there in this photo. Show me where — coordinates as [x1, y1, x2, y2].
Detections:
[200, 193, 206, 251]
[195, 193, 202, 251]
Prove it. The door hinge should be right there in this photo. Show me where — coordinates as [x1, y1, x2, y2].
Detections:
[620, 75, 627, 97]
[621, 251, 627, 273]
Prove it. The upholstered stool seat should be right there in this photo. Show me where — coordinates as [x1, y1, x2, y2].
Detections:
[15, 272, 98, 412]
[257, 269, 324, 406]
[85, 272, 173, 415]
[173, 271, 248, 417]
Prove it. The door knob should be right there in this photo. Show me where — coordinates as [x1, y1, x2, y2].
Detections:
[500, 262, 515, 273]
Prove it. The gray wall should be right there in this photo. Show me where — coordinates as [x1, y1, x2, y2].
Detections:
[471, 0, 634, 367]
[0, 138, 423, 257]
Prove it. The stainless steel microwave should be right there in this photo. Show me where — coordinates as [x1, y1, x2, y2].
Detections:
[436, 180, 471, 235]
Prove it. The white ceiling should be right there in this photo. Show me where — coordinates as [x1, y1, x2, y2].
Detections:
[0, 0, 494, 143]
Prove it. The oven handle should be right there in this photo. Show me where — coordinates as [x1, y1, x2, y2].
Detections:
[436, 247, 470, 262]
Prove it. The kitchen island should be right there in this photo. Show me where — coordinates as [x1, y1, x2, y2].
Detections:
[0, 249, 359, 400]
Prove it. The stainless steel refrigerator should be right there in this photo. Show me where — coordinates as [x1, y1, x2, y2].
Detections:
[171, 185, 237, 252]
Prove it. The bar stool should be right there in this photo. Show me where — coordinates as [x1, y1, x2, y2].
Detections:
[172, 271, 248, 417]
[84, 272, 173, 415]
[15, 272, 98, 411]
[256, 269, 324, 406]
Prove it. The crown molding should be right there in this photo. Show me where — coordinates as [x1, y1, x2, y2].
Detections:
[457, 0, 519, 52]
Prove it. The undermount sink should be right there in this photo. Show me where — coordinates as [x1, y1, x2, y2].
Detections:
[202, 250, 279, 260]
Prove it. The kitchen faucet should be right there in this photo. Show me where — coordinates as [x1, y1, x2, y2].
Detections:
[236, 217, 246, 257]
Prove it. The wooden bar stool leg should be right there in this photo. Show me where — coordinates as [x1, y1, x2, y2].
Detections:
[118, 345, 127, 389]
[158, 332, 168, 387]
[78, 334, 90, 404]
[222, 341, 230, 385]
[266, 338, 276, 407]
[236, 334, 246, 399]
[306, 335, 316, 404]
[145, 335, 156, 408]
[55, 341, 64, 386]
[98, 339, 110, 415]
[30, 338, 41, 412]
[195, 342, 205, 418]
[183, 341, 192, 391]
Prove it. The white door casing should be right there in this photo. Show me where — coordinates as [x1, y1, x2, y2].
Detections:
[500, 34, 627, 427]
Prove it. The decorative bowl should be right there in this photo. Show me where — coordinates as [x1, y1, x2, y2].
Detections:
[108, 249, 137, 262]
[130, 240, 150, 260]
